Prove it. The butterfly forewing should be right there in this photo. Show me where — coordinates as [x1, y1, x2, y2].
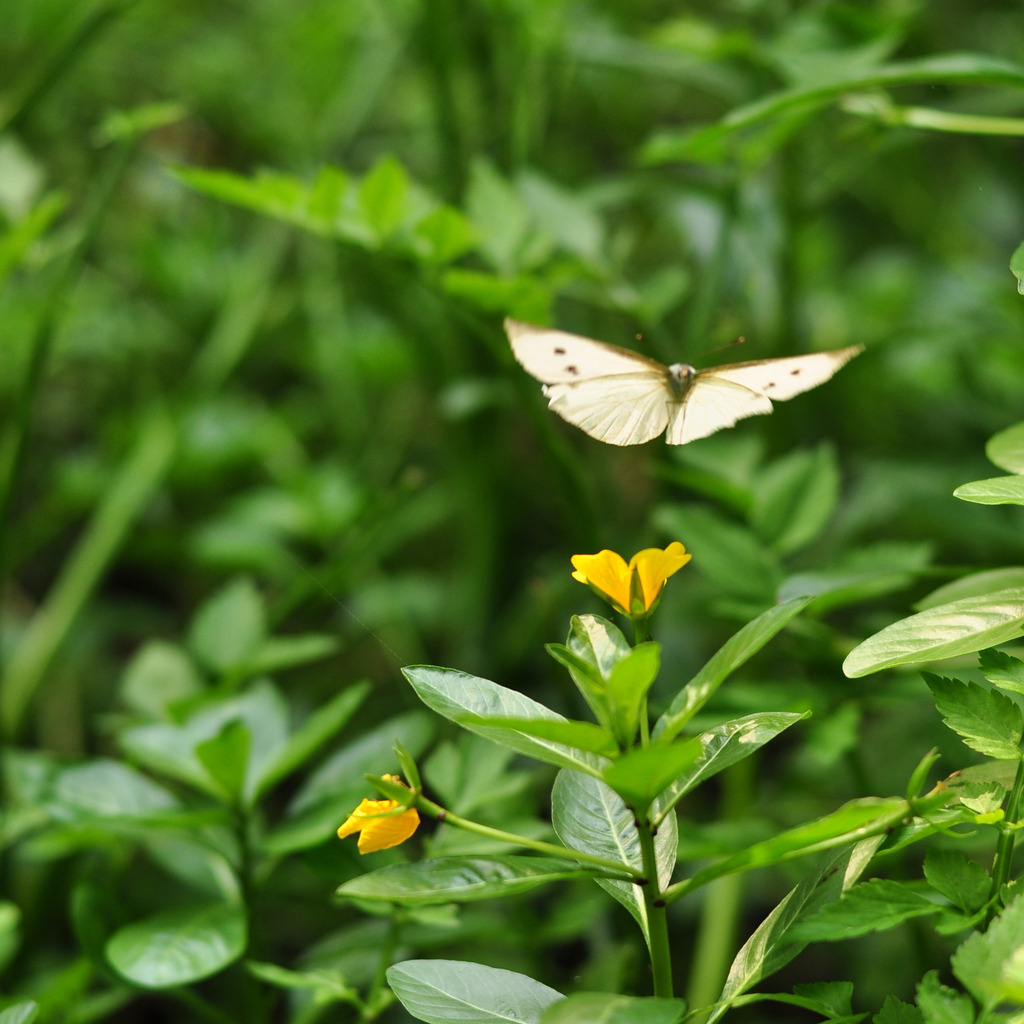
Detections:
[505, 318, 666, 384]
[704, 346, 863, 402]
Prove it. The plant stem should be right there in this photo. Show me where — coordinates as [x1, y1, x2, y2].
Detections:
[988, 757, 1024, 922]
[636, 818, 673, 997]
[414, 795, 638, 879]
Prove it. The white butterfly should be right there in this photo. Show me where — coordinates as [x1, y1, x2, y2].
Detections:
[505, 319, 863, 446]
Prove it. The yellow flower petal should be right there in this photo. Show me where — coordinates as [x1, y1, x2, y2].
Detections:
[337, 790, 420, 854]
[571, 550, 632, 612]
[629, 541, 691, 611]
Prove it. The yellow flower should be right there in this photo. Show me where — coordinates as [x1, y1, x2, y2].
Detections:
[337, 775, 420, 854]
[571, 542, 691, 617]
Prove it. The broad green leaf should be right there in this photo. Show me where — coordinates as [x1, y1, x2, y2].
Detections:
[120, 641, 204, 719]
[442, 268, 551, 321]
[954, 476, 1024, 505]
[386, 959, 563, 1024]
[655, 713, 808, 822]
[843, 588, 1024, 677]
[106, 903, 246, 989]
[923, 849, 990, 915]
[951, 892, 1024, 1011]
[246, 960, 355, 1003]
[49, 759, 180, 820]
[0, 1003, 38, 1024]
[873, 994, 923, 1024]
[456, 716, 619, 756]
[643, 53, 1024, 164]
[602, 738, 701, 811]
[546, 643, 614, 730]
[924, 674, 1023, 760]
[414, 206, 477, 264]
[916, 570, 1024, 610]
[359, 155, 410, 242]
[654, 597, 813, 740]
[790, 879, 938, 941]
[195, 719, 251, 801]
[253, 682, 369, 799]
[540, 993, 686, 1024]
[606, 643, 661, 744]
[567, 615, 632, 678]
[1011, 244, 1024, 297]
[551, 769, 677, 944]
[247, 634, 339, 676]
[978, 648, 1024, 695]
[403, 666, 607, 776]
[518, 170, 605, 266]
[987, 421, 1024, 472]
[752, 445, 839, 555]
[916, 971, 973, 1024]
[466, 159, 532, 275]
[709, 838, 884, 1023]
[337, 856, 591, 905]
[188, 577, 266, 676]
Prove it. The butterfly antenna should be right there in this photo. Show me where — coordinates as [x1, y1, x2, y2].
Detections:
[699, 335, 746, 358]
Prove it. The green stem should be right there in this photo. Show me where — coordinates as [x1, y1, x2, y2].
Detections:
[988, 758, 1024, 923]
[414, 795, 638, 879]
[841, 94, 1024, 136]
[361, 910, 402, 1023]
[636, 818, 673, 998]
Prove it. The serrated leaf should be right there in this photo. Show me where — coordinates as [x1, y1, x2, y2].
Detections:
[987, 421, 1024, 473]
[654, 597, 813, 740]
[403, 666, 607, 777]
[106, 903, 246, 989]
[844, 588, 1024, 677]
[540, 993, 686, 1024]
[951, 892, 1024, 1011]
[791, 879, 939, 941]
[872, 995, 923, 1024]
[978, 648, 1024, 694]
[916, 970, 973, 1024]
[954, 476, 1024, 505]
[386, 959, 563, 1024]
[923, 849, 990, 915]
[551, 769, 676, 944]
[925, 674, 1023, 760]
[337, 856, 591, 905]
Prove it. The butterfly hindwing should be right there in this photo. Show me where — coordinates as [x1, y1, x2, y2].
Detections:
[667, 376, 772, 445]
[545, 374, 671, 446]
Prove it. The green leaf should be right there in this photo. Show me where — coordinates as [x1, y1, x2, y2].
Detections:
[709, 839, 884, 1023]
[414, 205, 477, 264]
[951, 892, 1024, 1011]
[456, 716, 619, 756]
[916, 570, 1024, 610]
[106, 903, 246, 989]
[466, 159, 532, 274]
[978, 648, 1024, 694]
[540, 993, 686, 1024]
[655, 713, 808, 820]
[0, 191, 65, 286]
[359, 155, 410, 243]
[1011, 244, 1024, 297]
[643, 53, 1024, 164]
[386, 959, 563, 1024]
[873, 994, 923, 1024]
[442, 268, 551, 321]
[954, 475, 1024, 505]
[987, 421, 1024, 472]
[120, 641, 204, 719]
[752, 445, 839, 555]
[915, 971, 973, 1024]
[96, 102, 187, 143]
[923, 849, 990, 915]
[247, 634, 339, 676]
[568, 615, 632, 679]
[195, 719, 251, 801]
[253, 682, 369, 799]
[0, 1003, 38, 1024]
[843, 588, 1024, 677]
[337, 856, 591, 905]
[602, 739, 701, 811]
[791, 879, 939, 941]
[924, 674, 1023, 760]
[606, 643, 661, 744]
[0, 901, 21, 975]
[403, 666, 607, 777]
[49, 759, 180, 820]
[188, 577, 266, 676]
[246, 960, 356, 1003]
[654, 597, 813, 740]
[551, 769, 677, 944]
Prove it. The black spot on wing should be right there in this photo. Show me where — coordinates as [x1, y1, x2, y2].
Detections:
[554, 347, 566, 355]
[790, 368, 801, 376]
[764, 382, 776, 390]
[566, 365, 579, 375]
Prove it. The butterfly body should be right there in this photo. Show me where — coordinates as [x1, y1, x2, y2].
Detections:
[505, 319, 862, 446]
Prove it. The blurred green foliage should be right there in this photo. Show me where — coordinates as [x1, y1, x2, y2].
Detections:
[3, 0, 1024, 1020]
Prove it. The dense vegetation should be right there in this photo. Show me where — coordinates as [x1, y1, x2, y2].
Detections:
[3, 2, 1024, 1022]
